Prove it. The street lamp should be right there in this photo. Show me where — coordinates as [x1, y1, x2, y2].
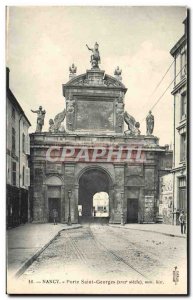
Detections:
[121, 192, 124, 226]
[67, 190, 72, 226]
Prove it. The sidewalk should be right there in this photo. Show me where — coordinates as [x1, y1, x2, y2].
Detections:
[109, 223, 187, 239]
[7, 223, 81, 278]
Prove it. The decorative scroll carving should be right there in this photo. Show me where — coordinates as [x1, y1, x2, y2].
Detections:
[66, 100, 75, 131]
[124, 111, 140, 136]
[103, 79, 122, 87]
[115, 96, 125, 132]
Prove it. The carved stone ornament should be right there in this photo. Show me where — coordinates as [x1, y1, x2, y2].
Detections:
[114, 66, 122, 81]
[114, 97, 124, 132]
[49, 109, 66, 133]
[69, 63, 77, 75]
[66, 100, 75, 131]
[124, 111, 140, 136]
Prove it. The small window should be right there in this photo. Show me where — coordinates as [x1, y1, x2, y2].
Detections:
[180, 134, 186, 162]
[179, 177, 186, 187]
[12, 161, 16, 186]
[181, 93, 187, 119]
[22, 133, 25, 153]
[22, 166, 25, 186]
[181, 51, 186, 78]
[12, 127, 16, 155]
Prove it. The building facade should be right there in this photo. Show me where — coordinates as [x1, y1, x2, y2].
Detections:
[170, 19, 187, 225]
[159, 173, 173, 224]
[30, 60, 172, 224]
[6, 68, 31, 228]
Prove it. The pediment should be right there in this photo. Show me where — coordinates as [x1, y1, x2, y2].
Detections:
[64, 72, 126, 89]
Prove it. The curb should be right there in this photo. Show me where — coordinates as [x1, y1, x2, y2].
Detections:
[14, 225, 82, 278]
[108, 225, 186, 239]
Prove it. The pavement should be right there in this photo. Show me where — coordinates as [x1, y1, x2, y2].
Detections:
[7, 222, 186, 279]
[109, 223, 187, 239]
[7, 223, 81, 278]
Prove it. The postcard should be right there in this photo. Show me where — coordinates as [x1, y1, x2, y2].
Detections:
[6, 6, 188, 295]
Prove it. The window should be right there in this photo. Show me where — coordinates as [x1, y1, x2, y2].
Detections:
[22, 166, 25, 186]
[22, 133, 25, 153]
[178, 177, 186, 211]
[12, 107, 15, 119]
[179, 177, 186, 187]
[181, 93, 187, 119]
[12, 161, 16, 186]
[180, 134, 186, 162]
[181, 51, 186, 78]
[12, 127, 16, 155]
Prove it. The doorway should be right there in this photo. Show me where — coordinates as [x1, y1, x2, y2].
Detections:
[127, 199, 138, 223]
[48, 198, 61, 223]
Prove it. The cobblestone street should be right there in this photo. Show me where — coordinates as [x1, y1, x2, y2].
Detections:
[19, 224, 187, 293]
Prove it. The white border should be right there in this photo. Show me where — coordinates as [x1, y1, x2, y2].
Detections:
[1, 2, 192, 299]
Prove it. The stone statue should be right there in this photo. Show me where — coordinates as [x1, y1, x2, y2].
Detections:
[69, 63, 77, 79]
[31, 106, 46, 133]
[114, 66, 122, 81]
[124, 111, 140, 136]
[49, 109, 66, 133]
[115, 96, 125, 131]
[49, 119, 55, 132]
[146, 111, 154, 135]
[86, 42, 101, 69]
[66, 100, 75, 131]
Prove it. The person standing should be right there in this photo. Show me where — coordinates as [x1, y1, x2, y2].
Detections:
[179, 210, 186, 234]
[53, 209, 58, 225]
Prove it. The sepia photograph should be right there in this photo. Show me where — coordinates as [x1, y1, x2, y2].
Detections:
[6, 6, 188, 295]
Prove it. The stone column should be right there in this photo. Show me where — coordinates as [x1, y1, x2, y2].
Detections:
[109, 185, 115, 223]
[74, 184, 79, 223]
[113, 164, 125, 224]
[43, 184, 48, 222]
[61, 185, 65, 223]
[138, 188, 144, 223]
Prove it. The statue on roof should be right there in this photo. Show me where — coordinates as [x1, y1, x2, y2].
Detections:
[114, 66, 122, 81]
[49, 109, 66, 133]
[86, 42, 101, 69]
[31, 106, 46, 133]
[146, 111, 154, 135]
[69, 63, 77, 79]
[124, 111, 140, 136]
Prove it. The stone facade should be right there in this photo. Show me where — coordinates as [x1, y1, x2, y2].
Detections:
[30, 66, 172, 224]
[170, 18, 187, 225]
[6, 68, 31, 228]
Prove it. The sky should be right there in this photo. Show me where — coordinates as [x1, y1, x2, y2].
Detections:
[6, 6, 187, 146]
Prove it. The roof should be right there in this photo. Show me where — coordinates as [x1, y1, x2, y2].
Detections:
[63, 69, 127, 97]
[7, 88, 31, 126]
[170, 34, 186, 56]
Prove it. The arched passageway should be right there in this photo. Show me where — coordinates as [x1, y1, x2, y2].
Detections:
[78, 169, 110, 222]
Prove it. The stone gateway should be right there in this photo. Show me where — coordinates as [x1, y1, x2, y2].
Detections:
[30, 53, 172, 224]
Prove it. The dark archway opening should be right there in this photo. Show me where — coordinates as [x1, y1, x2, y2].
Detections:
[78, 169, 110, 223]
